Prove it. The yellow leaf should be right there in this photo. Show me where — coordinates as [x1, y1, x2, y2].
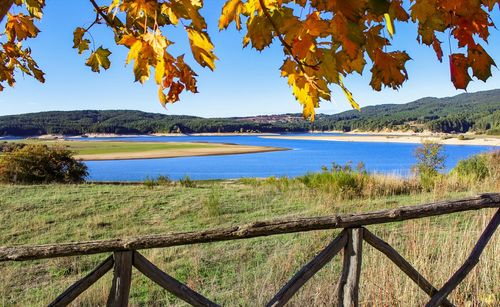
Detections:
[190, 0, 202, 7]
[118, 34, 138, 47]
[186, 28, 217, 70]
[120, 0, 158, 19]
[126, 40, 142, 65]
[107, 0, 121, 14]
[288, 73, 318, 121]
[158, 87, 167, 107]
[171, 0, 207, 30]
[384, 13, 395, 38]
[339, 75, 360, 110]
[243, 15, 273, 51]
[219, 0, 244, 30]
[155, 57, 165, 84]
[85, 47, 112, 73]
[161, 4, 179, 25]
[143, 31, 168, 58]
[5, 13, 39, 42]
[25, 0, 44, 19]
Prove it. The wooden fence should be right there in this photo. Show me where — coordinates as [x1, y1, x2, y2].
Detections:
[0, 193, 499, 307]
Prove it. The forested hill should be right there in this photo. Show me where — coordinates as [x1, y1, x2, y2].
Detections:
[1, 89, 499, 136]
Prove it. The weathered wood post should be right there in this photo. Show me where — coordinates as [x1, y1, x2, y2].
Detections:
[48, 255, 114, 307]
[107, 251, 133, 307]
[337, 228, 363, 307]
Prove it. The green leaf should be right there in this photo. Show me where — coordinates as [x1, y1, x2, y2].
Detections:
[73, 27, 90, 54]
[85, 47, 111, 72]
[25, 0, 45, 19]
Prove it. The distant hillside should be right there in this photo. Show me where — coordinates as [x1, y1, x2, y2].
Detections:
[1, 89, 499, 136]
[314, 89, 500, 134]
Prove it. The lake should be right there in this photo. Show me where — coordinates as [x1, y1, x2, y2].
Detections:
[75, 134, 497, 181]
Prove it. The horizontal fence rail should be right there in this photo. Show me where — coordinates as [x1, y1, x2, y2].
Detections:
[1, 193, 499, 307]
[1, 193, 499, 262]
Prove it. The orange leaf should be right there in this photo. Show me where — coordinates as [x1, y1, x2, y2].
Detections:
[449, 53, 471, 90]
[468, 44, 496, 82]
[432, 35, 443, 62]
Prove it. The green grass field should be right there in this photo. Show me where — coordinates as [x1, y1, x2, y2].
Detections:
[8, 140, 220, 155]
[0, 180, 498, 306]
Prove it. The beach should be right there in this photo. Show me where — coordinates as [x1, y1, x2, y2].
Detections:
[262, 134, 500, 146]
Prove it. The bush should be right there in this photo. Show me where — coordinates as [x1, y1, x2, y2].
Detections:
[144, 175, 172, 188]
[413, 142, 446, 191]
[156, 175, 171, 185]
[179, 175, 195, 187]
[485, 150, 500, 182]
[0, 142, 26, 153]
[452, 155, 489, 181]
[297, 163, 364, 198]
[0, 144, 88, 184]
[457, 134, 473, 141]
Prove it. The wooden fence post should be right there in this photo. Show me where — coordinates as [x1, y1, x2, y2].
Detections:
[266, 230, 347, 307]
[107, 251, 133, 307]
[48, 255, 114, 307]
[133, 251, 220, 307]
[426, 209, 500, 307]
[362, 228, 454, 307]
[337, 228, 363, 307]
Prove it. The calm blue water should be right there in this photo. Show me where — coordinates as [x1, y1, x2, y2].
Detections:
[70, 134, 497, 181]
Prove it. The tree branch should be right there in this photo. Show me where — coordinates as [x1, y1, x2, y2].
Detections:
[257, 0, 306, 74]
[0, 0, 15, 23]
[85, 13, 101, 32]
[88, 0, 118, 31]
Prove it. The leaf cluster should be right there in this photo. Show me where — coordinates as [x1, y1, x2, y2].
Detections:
[0, 0, 45, 91]
[0, 0, 499, 119]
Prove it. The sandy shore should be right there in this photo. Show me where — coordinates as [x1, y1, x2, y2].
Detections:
[186, 132, 280, 136]
[262, 135, 500, 146]
[75, 144, 287, 161]
[64, 132, 280, 138]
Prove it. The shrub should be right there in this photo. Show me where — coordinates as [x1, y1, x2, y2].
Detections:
[485, 150, 500, 182]
[157, 175, 171, 185]
[413, 142, 446, 190]
[0, 144, 88, 184]
[450, 150, 500, 189]
[457, 135, 473, 141]
[297, 163, 364, 198]
[179, 175, 195, 187]
[143, 176, 157, 188]
[452, 155, 489, 181]
[264, 176, 291, 191]
[0, 142, 26, 153]
[144, 175, 172, 188]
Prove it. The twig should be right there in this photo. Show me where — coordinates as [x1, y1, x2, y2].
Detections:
[0, 0, 15, 24]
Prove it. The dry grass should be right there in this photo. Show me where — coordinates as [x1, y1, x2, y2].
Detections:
[0, 178, 498, 306]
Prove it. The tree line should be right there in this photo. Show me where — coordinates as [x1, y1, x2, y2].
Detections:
[1, 89, 499, 136]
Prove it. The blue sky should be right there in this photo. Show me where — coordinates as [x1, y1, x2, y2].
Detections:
[1, 1, 499, 117]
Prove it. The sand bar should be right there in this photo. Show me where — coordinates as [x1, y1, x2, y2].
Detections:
[262, 135, 500, 146]
[4, 139, 288, 160]
[75, 143, 287, 161]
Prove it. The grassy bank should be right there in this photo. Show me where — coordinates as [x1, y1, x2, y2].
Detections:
[0, 176, 498, 306]
[2, 140, 285, 161]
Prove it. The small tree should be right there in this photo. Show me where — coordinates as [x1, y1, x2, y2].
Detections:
[413, 141, 446, 190]
[0, 144, 88, 184]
